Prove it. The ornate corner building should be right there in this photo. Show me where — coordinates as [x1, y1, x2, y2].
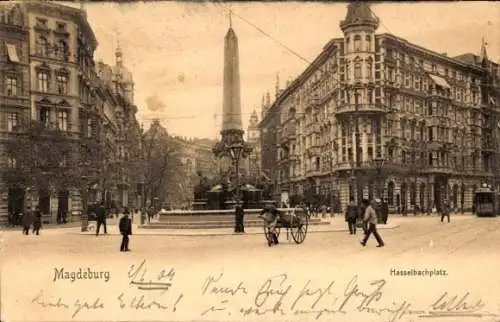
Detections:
[0, 2, 142, 224]
[259, 2, 500, 212]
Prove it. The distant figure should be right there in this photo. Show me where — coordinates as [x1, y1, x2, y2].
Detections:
[21, 211, 31, 235]
[345, 197, 358, 235]
[321, 204, 327, 218]
[147, 206, 155, 223]
[361, 199, 385, 248]
[381, 198, 389, 224]
[441, 201, 450, 223]
[119, 208, 132, 252]
[32, 206, 42, 235]
[234, 203, 245, 233]
[95, 202, 107, 236]
[259, 203, 279, 247]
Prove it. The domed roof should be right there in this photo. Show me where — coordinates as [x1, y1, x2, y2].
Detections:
[340, 2, 379, 32]
[112, 45, 133, 84]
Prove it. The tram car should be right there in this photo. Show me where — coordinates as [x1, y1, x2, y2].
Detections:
[473, 185, 499, 217]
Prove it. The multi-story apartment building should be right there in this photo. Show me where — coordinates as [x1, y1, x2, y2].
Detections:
[260, 2, 500, 212]
[0, 2, 142, 224]
[0, 3, 30, 220]
[95, 48, 142, 210]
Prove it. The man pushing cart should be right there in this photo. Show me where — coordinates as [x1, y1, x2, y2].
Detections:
[258, 202, 280, 247]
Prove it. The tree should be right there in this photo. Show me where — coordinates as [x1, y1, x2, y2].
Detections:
[141, 123, 182, 208]
[3, 120, 103, 226]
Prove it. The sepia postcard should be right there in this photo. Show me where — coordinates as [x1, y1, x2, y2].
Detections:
[1, 1, 500, 321]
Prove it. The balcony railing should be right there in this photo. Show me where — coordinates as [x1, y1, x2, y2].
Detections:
[335, 103, 386, 116]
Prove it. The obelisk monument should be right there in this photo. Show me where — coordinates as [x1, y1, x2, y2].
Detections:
[213, 10, 252, 208]
[221, 11, 243, 134]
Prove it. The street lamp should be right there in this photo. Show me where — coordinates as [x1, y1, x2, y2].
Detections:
[229, 142, 245, 203]
[373, 156, 385, 199]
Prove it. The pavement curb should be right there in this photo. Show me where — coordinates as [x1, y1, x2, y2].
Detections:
[70, 223, 399, 237]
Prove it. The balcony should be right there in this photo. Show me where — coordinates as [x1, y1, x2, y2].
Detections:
[307, 168, 322, 177]
[420, 165, 454, 175]
[311, 124, 321, 134]
[307, 146, 321, 156]
[482, 140, 496, 153]
[335, 103, 386, 118]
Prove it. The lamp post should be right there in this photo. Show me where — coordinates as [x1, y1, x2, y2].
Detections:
[229, 143, 245, 204]
[373, 156, 385, 199]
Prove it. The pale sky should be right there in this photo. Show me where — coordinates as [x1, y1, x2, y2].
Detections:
[63, 1, 499, 139]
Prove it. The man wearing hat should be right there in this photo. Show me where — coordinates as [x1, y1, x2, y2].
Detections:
[119, 208, 132, 252]
[360, 199, 385, 247]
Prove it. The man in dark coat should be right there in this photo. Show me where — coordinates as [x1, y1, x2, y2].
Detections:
[381, 198, 389, 224]
[234, 203, 245, 233]
[119, 208, 132, 252]
[95, 202, 107, 236]
[441, 200, 450, 223]
[21, 211, 32, 235]
[345, 197, 358, 235]
[32, 206, 42, 235]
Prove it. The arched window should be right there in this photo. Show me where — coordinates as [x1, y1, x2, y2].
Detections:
[345, 37, 350, 54]
[366, 57, 373, 79]
[354, 57, 362, 80]
[387, 181, 395, 205]
[354, 35, 361, 51]
[346, 61, 350, 80]
[36, 35, 48, 56]
[419, 183, 426, 209]
[410, 182, 417, 205]
[365, 35, 372, 51]
[401, 150, 406, 163]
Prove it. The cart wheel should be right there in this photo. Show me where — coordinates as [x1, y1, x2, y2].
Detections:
[291, 214, 309, 244]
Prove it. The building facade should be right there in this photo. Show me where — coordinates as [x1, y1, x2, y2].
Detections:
[0, 2, 142, 224]
[246, 110, 261, 181]
[0, 3, 30, 221]
[260, 2, 500, 212]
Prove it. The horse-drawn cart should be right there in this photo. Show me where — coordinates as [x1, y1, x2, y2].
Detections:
[263, 209, 309, 244]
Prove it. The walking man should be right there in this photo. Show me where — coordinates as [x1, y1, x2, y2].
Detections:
[361, 199, 385, 248]
[441, 200, 450, 223]
[119, 208, 132, 252]
[345, 197, 358, 235]
[21, 211, 31, 235]
[32, 206, 42, 235]
[95, 202, 107, 236]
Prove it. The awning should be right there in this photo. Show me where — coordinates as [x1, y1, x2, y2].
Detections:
[429, 74, 450, 89]
[6, 44, 20, 63]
